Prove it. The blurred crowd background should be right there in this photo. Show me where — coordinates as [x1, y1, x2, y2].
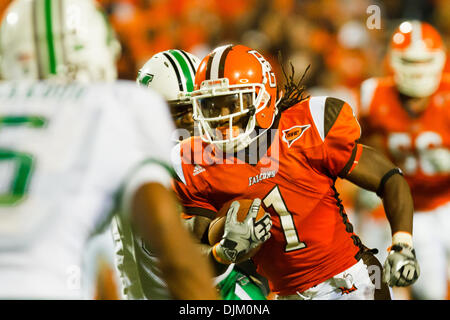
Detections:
[95, 0, 450, 100]
[0, 0, 448, 299]
[87, 0, 448, 299]
[2, 0, 449, 104]
[95, 1, 450, 97]
[56, 0, 446, 230]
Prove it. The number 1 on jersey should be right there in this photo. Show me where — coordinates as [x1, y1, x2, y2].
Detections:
[263, 185, 306, 252]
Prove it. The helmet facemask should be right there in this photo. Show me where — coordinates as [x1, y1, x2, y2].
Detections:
[192, 78, 272, 153]
[391, 49, 445, 98]
[389, 20, 446, 98]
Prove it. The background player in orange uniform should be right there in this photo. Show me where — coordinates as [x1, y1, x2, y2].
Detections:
[171, 44, 420, 300]
[359, 20, 450, 300]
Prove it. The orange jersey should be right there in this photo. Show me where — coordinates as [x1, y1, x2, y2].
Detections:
[360, 75, 450, 212]
[172, 96, 365, 295]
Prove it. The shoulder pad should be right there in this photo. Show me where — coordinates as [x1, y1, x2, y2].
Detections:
[309, 96, 354, 141]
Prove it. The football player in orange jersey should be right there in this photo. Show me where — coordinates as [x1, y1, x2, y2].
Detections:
[171, 44, 420, 300]
[122, 48, 270, 300]
[359, 20, 450, 300]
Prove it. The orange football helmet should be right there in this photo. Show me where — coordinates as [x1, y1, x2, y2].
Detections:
[192, 44, 278, 152]
[390, 20, 446, 97]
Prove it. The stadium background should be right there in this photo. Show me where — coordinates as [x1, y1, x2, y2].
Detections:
[0, 0, 448, 299]
[2, 0, 448, 86]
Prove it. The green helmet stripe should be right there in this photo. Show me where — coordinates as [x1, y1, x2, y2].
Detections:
[44, 0, 57, 75]
[178, 49, 196, 77]
[163, 52, 183, 91]
[169, 50, 194, 92]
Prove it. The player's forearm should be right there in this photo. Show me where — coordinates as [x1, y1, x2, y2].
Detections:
[206, 245, 233, 275]
[131, 183, 219, 300]
[183, 216, 231, 276]
[380, 174, 414, 235]
[345, 145, 414, 236]
[155, 230, 218, 300]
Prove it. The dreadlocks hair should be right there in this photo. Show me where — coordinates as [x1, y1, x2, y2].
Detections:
[276, 51, 310, 112]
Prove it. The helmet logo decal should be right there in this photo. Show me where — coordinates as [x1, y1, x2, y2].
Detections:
[248, 50, 276, 88]
[282, 125, 311, 148]
[139, 73, 154, 86]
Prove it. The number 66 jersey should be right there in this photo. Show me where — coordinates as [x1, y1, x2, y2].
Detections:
[172, 96, 365, 296]
[0, 81, 174, 299]
[359, 76, 450, 212]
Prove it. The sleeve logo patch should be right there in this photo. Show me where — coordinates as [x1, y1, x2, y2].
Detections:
[282, 125, 310, 148]
[339, 285, 358, 295]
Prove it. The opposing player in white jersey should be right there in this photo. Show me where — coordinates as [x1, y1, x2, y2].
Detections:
[0, 0, 217, 300]
[112, 49, 268, 300]
[111, 49, 201, 299]
[137, 49, 200, 138]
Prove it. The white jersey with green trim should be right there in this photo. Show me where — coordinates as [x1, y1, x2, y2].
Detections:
[0, 80, 174, 299]
[112, 210, 173, 300]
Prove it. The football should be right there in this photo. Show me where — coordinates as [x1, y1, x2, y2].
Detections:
[208, 199, 267, 263]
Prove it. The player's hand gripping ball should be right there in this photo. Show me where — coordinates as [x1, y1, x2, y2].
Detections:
[209, 198, 272, 264]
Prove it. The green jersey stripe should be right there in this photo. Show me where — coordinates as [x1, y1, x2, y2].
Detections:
[169, 50, 195, 92]
[0, 116, 47, 128]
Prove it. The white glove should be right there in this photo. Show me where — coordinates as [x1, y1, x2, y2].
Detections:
[383, 243, 420, 287]
[213, 199, 272, 264]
